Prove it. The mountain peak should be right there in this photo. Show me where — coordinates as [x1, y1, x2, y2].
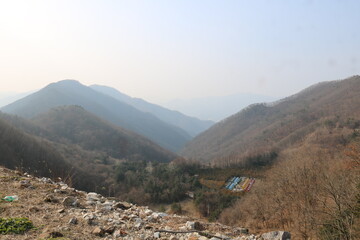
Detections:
[1, 80, 192, 152]
[46, 79, 83, 89]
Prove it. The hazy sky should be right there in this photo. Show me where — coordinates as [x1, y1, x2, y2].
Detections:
[0, 0, 359, 103]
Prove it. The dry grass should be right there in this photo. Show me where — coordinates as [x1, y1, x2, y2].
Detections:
[0, 167, 103, 240]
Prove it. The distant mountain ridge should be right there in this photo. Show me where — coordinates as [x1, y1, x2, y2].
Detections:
[163, 93, 278, 121]
[181, 75, 360, 164]
[90, 84, 214, 137]
[0, 91, 35, 108]
[1, 80, 191, 152]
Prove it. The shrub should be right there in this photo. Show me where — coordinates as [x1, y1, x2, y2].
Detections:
[170, 203, 182, 214]
[0, 217, 35, 234]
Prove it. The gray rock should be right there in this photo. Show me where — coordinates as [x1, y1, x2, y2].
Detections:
[261, 231, 291, 240]
[68, 217, 78, 224]
[96, 202, 112, 213]
[185, 221, 203, 230]
[114, 201, 132, 210]
[19, 179, 33, 188]
[154, 232, 160, 238]
[62, 196, 78, 207]
[113, 230, 122, 238]
[44, 194, 59, 203]
[83, 213, 97, 220]
[87, 192, 101, 201]
[40, 177, 53, 184]
[134, 218, 143, 228]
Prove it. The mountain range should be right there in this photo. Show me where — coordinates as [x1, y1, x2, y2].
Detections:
[90, 85, 214, 137]
[1, 76, 359, 239]
[1, 80, 207, 152]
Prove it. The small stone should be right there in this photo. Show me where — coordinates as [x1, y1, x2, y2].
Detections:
[186, 221, 203, 230]
[144, 209, 153, 215]
[113, 229, 127, 237]
[236, 228, 249, 234]
[92, 226, 105, 236]
[40, 177, 53, 184]
[154, 232, 160, 238]
[62, 196, 78, 207]
[261, 231, 291, 240]
[96, 201, 112, 213]
[87, 192, 101, 201]
[104, 226, 115, 234]
[58, 208, 65, 214]
[61, 227, 70, 231]
[28, 206, 40, 213]
[19, 179, 33, 188]
[113, 201, 132, 210]
[44, 194, 59, 203]
[134, 218, 143, 228]
[113, 230, 121, 237]
[68, 217, 78, 224]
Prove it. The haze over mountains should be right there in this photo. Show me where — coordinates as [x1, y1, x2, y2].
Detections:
[1, 80, 205, 152]
[0, 91, 34, 108]
[163, 93, 278, 121]
[90, 85, 214, 137]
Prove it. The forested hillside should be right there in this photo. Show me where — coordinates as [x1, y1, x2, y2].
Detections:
[32, 105, 176, 162]
[177, 76, 360, 239]
[0, 116, 105, 193]
[219, 127, 360, 239]
[181, 76, 360, 166]
[0, 106, 180, 198]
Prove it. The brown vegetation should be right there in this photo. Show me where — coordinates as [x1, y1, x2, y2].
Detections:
[182, 76, 360, 166]
[0, 117, 105, 193]
[219, 134, 360, 239]
[0, 106, 177, 197]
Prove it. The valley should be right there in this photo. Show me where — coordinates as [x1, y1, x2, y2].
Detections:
[0, 76, 360, 239]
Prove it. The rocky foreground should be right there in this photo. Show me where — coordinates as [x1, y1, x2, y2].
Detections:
[0, 167, 290, 240]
